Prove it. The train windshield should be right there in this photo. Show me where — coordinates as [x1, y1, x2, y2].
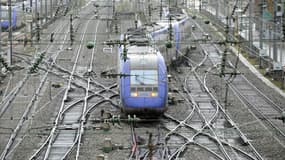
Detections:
[130, 70, 158, 85]
[1, 9, 9, 21]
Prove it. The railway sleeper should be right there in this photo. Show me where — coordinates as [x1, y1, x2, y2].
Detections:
[58, 123, 80, 130]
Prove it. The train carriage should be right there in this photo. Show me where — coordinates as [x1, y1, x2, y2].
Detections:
[118, 7, 190, 116]
[119, 29, 168, 115]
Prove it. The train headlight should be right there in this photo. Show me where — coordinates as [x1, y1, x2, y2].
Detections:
[150, 92, 158, 97]
[131, 92, 138, 97]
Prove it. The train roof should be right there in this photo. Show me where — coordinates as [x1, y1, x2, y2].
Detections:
[129, 53, 158, 69]
[127, 45, 158, 55]
[125, 28, 152, 46]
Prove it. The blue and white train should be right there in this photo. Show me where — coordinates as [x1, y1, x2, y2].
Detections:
[0, 0, 67, 29]
[0, 5, 19, 29]
[146, 7, 190, 63]
[118, 28, 168, 115]
[118, 7, 190, 115]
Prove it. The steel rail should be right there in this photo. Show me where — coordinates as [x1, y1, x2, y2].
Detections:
[42, 12, 97, 160]
[0, 14, 72, 159]
[193, 21, 265, 160]
[75, 16, 101, 160]
[230, 83, 285, 138]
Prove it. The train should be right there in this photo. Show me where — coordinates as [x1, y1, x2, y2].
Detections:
[0, 0, 67, 29]
[145, 7, 191, 63]
[118, 7, 190, 116]
[0, 5, 18, 29]
[118, 28, 168, 115]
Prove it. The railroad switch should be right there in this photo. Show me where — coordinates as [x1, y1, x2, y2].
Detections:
[103, 138, 113, 153]
[128, 115, 139, 125]
[168, 93, 183, 105]
[96, 154, 106, 160]
[101, 122, 111, 132]
[110, 115, 121, 125]
[240, 134, 249, 145]
[51, 83, 62, 88]
[63, 96, 71, 102]
[190, 45, 197, 50]
[204, 20, 210, 24]
[83, 69, 96, 78]
[101, 110, 112, 119]
[99, 111, 121, 128]
[282, 112, 285, 123]
[168, 95, 177, 105]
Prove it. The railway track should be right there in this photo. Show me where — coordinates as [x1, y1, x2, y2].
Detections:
[30, 10, 100, 160]
[157, 11, 265, 159]
[162, 53, 263, 160]
[0, 9, 74, 159]
[29, 1, 120, 159]
[229, 75, 285, 143]
[191, 9, 285, 146]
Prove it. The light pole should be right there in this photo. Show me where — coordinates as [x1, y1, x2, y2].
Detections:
[259, 0, 265, 68]
[281, 1, 285, 89]
[45, 0, 47, 22]
[0, 4, 2, 57]
[50, 0, 53, 19]
[273, 1, 278, 62]
[8, 0, 12, 66]
[30, 0, 33, 46]
[248, 0, 253, 57]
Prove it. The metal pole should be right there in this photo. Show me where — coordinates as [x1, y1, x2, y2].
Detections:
[248, 0, 253, 56]
[50, 0, 53, 19]
[259, 0, 264, 49]
[45, 0, 47, 21]
[259, 0, 264, 68]
[113, 0, 115, 16]
[35, 0, 38, 19]
[30, 0, 33, 46]
[40, 0, 43, 24]
[273, 1, 278, 61]
[269, 28, 272, 59]
[281, 44, 284, 89]
[281, 1, 285, 89]
[8, 0, 12, 66]
[0, 5, 2, 57]
[216, 0, 219, 18]
[160, 0, 162, 20]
